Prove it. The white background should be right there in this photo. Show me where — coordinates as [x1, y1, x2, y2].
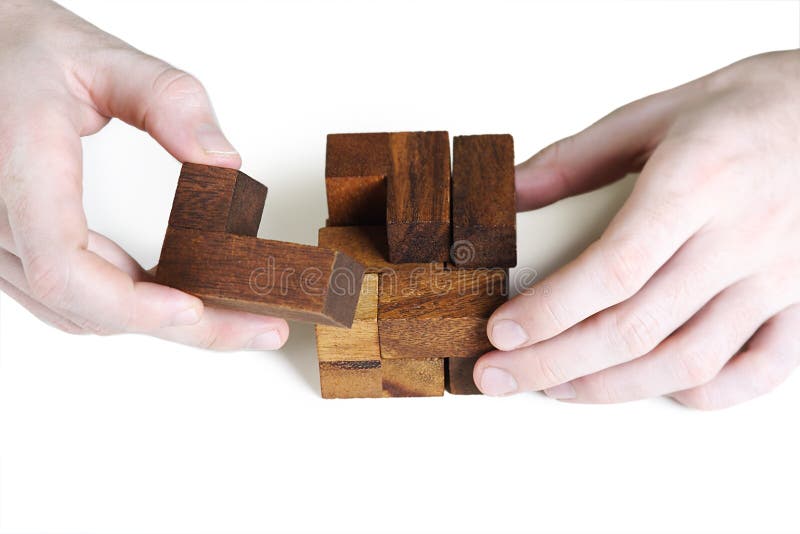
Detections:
[1, 1, 799, 533]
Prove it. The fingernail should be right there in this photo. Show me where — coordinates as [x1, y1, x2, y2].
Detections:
[171, 307, 201, 326]
[480, 367, 519, 396]
[248, 330, 283, 350]
[544, 382, 576, 400]
[491, 319, 529, 351]
[196, 123, 238, 155]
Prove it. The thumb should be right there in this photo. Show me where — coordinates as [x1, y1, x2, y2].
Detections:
[515, 89, 685, 212]
[83, 47, 242, 168]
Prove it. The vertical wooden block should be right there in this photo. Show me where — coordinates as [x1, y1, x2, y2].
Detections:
[452, 135, 516, 268]
[316, 274, 382, 398]
[378, 268, 508, 359]
[325, 133, 391, 226]
[168, 162, 267, 236]
[382, 358, 445, 397]
[446, 357, 482, 395]
[386, 131, 451, 263]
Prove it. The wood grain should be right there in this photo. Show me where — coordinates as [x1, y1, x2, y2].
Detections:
[156, 227, 365, 327]
[325, 175, 386, 226]
[382, 358, 444, 397]
[445, 357, 481, 395]
[378, 268, 507, 359]
[386, 131, 451, 263]
[451, 135, 516, 267]
[316, 274, 383, 398]
[168, 162, 267, 236]
[318, 226, 444, 274]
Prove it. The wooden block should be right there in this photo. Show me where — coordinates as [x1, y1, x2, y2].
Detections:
[326, 133, 392, 178]
[319, 361, 383, 399]
[451, 135, 516, 268]
[446, 357, 482, 395]
[325, 175, 386, 226]
[382, 358, 444, 397]
[386, 131, 451, 263]
[156, 227, 365, 327]
[378, 268, 507, 359]
[318, 226, 444, 274]
[168, 162, 267, 236]
[316, 274, 382, 398]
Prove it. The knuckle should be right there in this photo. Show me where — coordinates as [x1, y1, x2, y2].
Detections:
[530, 355, 569, 389]
[152, 66, 207, 104]
[606, 307, 661, 358]
[25, 255, 70, 308]
[673, 349, 720, 388]
[599, 239, 651, 299]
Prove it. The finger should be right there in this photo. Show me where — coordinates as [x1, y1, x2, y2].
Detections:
[0, 249, 85, 334]
[1, 115, 205, 334]
[0, 201, 15, 252]
[556, 273, 797, 403]
[515, 88, 686, 211]
[152, 306, 290, 351]
[672, 303, 800, 410]
[85, 230, 290, 350]
[487, 139, 716, 352]
[80, 47, 241, 167]
[475, 229, 751, 395]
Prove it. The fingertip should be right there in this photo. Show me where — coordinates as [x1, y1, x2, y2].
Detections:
[194, 122, 242, 168]
[487, 317, 530, 351]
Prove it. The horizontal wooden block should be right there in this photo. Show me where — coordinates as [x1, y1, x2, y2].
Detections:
[382, 358, 444, 397]
[386, 131, 451, 263]
[452, 135, 516, 268]
[168, 162, 267, 236]
[319, 360, 383, 399]
[446, 357, 481, 395]
[156, 227, 365, 327]
[325, 175, 386, 226]
[378, 268, 507, 359]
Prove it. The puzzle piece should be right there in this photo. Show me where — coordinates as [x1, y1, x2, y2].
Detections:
[156, 163, 366, 328]
[452, 135, 517, 268]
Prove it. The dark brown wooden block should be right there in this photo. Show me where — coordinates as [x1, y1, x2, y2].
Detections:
[325, 175, 386, 226]
[446, 357, 482, 395]
[156, 227, 364, 327]
[386, 131, 451, 263]
[378, 267, 507, 359]
[168, 163, 267, 236]
[382, 358, 444, 397]
[326, 133, 392, 179]
[452, 135, 516, 268]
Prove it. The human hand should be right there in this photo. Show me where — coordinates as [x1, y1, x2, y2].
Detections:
[475, 50, 800, 409]
[0, 0, 289, 349]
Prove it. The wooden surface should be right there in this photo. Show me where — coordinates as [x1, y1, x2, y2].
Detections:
[325, 133, 392, 178]
[318, 226, 443, 274]
[378, 268, 507, 360]
[385, 131, 451, 263]
[452, 135, 516, 267]
[445, 357, 482, 395]
[157, 228, 365, 327]
[325, 175, 386, 226]
[316, 274, 382, 398]
[382, 358, 444, 397]
[168, 163, 267, 236]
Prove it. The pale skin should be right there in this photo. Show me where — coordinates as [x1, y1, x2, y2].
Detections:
[1, 2, 797, 409]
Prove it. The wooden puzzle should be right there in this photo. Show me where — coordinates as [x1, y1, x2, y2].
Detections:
[154, 131, 515, 398]
[317, 131, 516, 398]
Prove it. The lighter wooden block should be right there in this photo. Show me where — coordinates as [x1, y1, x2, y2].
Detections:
[382, 358, 444, 397]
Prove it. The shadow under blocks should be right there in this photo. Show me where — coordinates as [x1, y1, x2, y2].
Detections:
[153, 131, 515, 398]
